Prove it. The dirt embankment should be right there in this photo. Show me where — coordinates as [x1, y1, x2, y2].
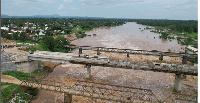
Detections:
[1, 74, 21, 85]
[1, 38, 15, 43]
[63, 34, 78, 41]
[43, 61, 60, 69]
[3, 47, 29, 55]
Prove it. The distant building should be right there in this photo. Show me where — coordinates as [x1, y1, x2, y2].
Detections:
[38, 31, 46, 38]
[1, 27, 9, 31]
[61, 31, 65, 34]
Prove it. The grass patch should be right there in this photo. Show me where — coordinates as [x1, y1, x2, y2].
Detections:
[1, 69, 46, 102]
[1, 82, 12, 86]
[1, 86, 36, 103]
[1, 84, 19, 100]
[24, 45, 44, 51]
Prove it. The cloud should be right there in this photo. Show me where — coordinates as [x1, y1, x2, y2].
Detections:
[64, 0, 73, 3]
[58, 4, 64, 10]
[165, 5, 172, 9]
[13, 0, 56, 6]
[78, 0, 120, 5]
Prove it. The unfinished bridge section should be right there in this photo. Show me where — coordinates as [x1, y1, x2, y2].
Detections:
[27, 50, 197, 92]
[65, 45, 197, 62]
[28, 51, 197, 76]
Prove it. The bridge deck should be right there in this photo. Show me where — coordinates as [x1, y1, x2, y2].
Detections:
[28, 51, 197, 76]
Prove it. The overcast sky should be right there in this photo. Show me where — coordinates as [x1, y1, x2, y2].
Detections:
[2, 0, 198, 20]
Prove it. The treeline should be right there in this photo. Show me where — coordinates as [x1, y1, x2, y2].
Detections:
[1, 18, 127, 52]
[1, 18, 126, 32]
[135, 19, 197, 33]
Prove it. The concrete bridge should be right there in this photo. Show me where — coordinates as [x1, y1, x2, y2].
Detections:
[26, 50, 198, 93]
[28, 51, 197, 76]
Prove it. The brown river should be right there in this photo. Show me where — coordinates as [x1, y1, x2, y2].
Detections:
[72, 22, 185, 52]
[32, 22, 197, 103]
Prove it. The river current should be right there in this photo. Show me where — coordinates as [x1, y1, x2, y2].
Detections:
[72, 22, 185, 52]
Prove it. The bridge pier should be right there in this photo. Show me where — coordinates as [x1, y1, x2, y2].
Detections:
[127, 52, 130, 58]
[182, 56, 187, 64]
[86, 64, 92, 80]
[79, 47, 82, 54]
[159, 52, 163, 61]
[64, 93, 72, 103]
[97, 48, 101, 55]
[174, 74, 186, 92]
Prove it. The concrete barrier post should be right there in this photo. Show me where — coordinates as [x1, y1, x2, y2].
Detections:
[97, 48, 101, 55]
[79, 47, 82, 54]
[159, 52, 163, 61]
[174, 74, 186, 92]
[86, 64, 91, 80]
[182, 56, 187, 64]
[64, 93, 72, 103]
[127, 52, 130, 58]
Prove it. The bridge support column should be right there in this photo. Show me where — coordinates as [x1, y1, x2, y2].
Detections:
[97, 48, 101, 55]
[64, 93, 72, 103]
[69, 48, 72, 53]
[86, 64, 92, 80]
[174, 74, 186, 92]
[127, 52, 130, 58]
[182, 56, 187, 64]
[159, 52, 163, 61]
[79, 47, 82, 54]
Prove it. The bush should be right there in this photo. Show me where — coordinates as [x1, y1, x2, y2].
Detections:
[26, 87, 38, 96]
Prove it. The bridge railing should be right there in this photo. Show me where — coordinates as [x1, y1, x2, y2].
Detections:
[20, 79, 159, 103]
[69, 80, 159, 102]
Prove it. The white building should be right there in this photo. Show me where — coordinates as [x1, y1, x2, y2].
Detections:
[1, 27, 9, 31]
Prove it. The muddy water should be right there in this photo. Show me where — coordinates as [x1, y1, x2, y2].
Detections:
[72, 22, 185, 52]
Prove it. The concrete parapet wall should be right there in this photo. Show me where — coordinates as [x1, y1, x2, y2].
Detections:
[15, 60, 39, 73]
[1, 52, 39, 73]
[1, 62, 16, 72]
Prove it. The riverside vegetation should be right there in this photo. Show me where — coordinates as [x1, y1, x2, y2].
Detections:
[2, 18, 197, 52]
[135, 19, 198, 48]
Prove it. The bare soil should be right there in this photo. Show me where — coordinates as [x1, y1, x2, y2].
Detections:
[63, 34, 78, 41]
[3, 47, 29, 55]
[1, 74, 21, 85]
[1, 38, 15, 43]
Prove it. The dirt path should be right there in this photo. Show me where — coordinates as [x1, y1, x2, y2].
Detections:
[1, 74, 22, 85]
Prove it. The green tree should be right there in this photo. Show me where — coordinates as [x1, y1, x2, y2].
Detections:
[41, 36, 55, 51]
[54, 36, 69, 52]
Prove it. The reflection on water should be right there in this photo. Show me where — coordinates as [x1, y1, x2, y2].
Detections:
[71, 22, 185, 52]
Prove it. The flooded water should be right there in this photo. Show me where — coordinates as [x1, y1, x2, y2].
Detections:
[72, 22, 185, 52]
